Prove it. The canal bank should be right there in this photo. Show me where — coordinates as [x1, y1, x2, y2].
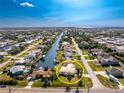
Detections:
[36, 32, 63, 68]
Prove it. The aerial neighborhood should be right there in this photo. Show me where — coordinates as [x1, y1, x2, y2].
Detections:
[0, 28, 124, 93]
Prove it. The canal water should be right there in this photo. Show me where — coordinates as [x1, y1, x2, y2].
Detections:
[36, 32, 63, 68]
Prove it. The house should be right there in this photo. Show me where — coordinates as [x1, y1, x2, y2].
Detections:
[6, 44, 25, 55]
[16, 59, 26, 65]
[37, 45, 46, 50]
[24, 53, 36, 61]
[91, 49, 103, 56]
[106, 68, 124, 78]
[62, 41, 74, 60]
[32, 50, 41, 56]
[10, 66, 26, 77]
[62, 42, 70, 47]
[0, 52, 8, 56]
[43, 39, 51, 45]
[97, 53, 119, 66]
[0, 55, 4, 59]
[115, 46, 124, 52]
[59, 63, 76, 76]
[32, 69, 52, 79]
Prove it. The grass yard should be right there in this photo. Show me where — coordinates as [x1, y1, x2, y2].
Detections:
[0, 59, 4, 63]
[119, 78, 124, 86]
[88, 62, 104, 71]
[51, 77, 92, 88]
[0, 58, 9, 63]
[82, 50, 88, 55]
[56, 50, 63, 63]
[73, 54, 81, 60]
[0, 62, 15, 71]
[17, 52, 29, 58]
[16, 80, 28, 87]
[84, 56, 90, 60]
[97, 74, 118, 89]
[81, 77, 93, 88]
[72, 60, 87, 74]
[51, 79, 68, 87]
[32, 80, 43, 88]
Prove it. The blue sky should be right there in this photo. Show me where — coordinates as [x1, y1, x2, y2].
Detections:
[0, 0, 124, 27]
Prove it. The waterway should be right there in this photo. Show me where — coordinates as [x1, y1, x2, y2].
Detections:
[36, 32, 63, 68]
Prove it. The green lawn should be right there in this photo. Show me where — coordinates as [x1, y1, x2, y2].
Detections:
[32, 80, 43, 88]
[73, 54, 81, 60]
[84, 56, 90, 60]
[17, 52, 29, 58]
[0, 74, 28, 87]
[51, 77, 92, 88]
[0, 74, 17, 86]
[119, 78, 124, 86]
[0, 59, 4, 63]
[89, 55, 96, 60]
[88, 62, 104, 71]
[0, 58, 9, 63]
[56, 50, 63, 63]
[16, 80, 28, 87]
[73, 60, 87, 74]
[97, 74, 118, 89]
[0, 62, 15, 71]
[51, 79, 68, 87]
[81, 77, 93, 88]
[82, 50, 88, 55]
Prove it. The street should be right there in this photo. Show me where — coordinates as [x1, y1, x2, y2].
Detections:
[0, 88, 124, 93]
[72, 38, 105, 89]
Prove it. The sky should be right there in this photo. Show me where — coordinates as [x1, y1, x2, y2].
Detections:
[0, 0, 124, 27]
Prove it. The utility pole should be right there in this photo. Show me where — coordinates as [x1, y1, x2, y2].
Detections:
[115, 88, 118, 93]
[87, 87, 90, 93]
[9, 85, 11, 93]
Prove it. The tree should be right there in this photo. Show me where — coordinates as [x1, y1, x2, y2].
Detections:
[78, 81, 83, 87]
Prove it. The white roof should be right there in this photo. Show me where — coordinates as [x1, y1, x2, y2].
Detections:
[0, 52, 8, 55]
[10, 66, 25, 74]
[16, 59, 26, 64]
[116, 46, 124, 51]
[59, 63, 76, 74]
[62, 42, 70, 45]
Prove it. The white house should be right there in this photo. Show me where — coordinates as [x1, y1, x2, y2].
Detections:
[10, 66, 26, 76]
[59, 63, 76, 76]
[16, 59, 26, 65]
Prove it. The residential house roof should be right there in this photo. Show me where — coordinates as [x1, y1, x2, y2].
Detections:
[10, 66, 25, 74]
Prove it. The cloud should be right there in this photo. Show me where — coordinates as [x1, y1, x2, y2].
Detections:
[20, 2, 34, 7]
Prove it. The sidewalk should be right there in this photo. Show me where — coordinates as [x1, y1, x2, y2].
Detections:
[25, 81, 34, 89]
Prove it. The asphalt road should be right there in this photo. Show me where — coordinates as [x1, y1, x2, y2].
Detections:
[0, 88, 124, 93]
[72, 38, 106, 89]
[0, 88, 85, 93]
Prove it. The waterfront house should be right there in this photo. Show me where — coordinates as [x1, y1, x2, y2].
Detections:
[62, 42, 70, 47]
[24, 53, 36, 61]
[62, 41, 74, 60]
[10, 66, 26, 77]
[16, 59, 26, 65]
[37, 45, 46, 50]
[32, 69, 52, 79]
[59, 63, 76, 76]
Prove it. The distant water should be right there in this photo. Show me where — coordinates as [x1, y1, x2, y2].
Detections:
[36, 32, 63, 68]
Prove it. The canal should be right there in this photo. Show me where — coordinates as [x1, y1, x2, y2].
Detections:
[36, 32, 63, 68]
